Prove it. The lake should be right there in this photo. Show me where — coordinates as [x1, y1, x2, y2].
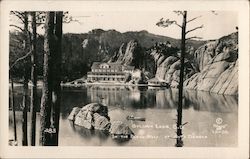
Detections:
[9, 85, 238, 147]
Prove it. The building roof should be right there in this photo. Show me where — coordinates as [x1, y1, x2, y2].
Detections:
[91, 62, 128, 70]
[91, 62, 102, 69]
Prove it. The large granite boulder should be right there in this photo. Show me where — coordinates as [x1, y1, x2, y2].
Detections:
[68, 104, 136, 142]
[192, 40, 218, 71]
[155, 56, 178, 80]
[154, 55, 195, 88]
[72, 103, 111, 131]
[110, 121, 134, 140]
[67, 107, 81, 121]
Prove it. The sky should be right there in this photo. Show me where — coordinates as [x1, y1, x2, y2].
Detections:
[62, 11, 238, 40]
[10, 11, 238, 40]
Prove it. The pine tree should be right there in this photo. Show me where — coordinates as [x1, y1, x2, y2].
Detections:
[156, 11, 203, 147]
[22, 11, 29, 146]
[51, 11, 63, 146]
[30, 11, 38, 146]
[39, 12, 54, 146]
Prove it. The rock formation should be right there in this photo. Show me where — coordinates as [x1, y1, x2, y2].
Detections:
[110, 40, 145, 67]
[184, 32, 238, 95]
[150, 44, 195, 88]
[149, 32, 238, 95]
[68, 107, 81, 121]
[69, 103, 111, 131]
[110, 121, 134, 140]
[110, 40, 156, 82]
[68, 103, 135, 140]
[63, 29, 238, 95]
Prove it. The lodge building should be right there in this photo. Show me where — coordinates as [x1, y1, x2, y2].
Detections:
[87, 62, 134, 83]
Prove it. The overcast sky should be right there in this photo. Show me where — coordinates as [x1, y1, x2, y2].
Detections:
[10, 11, 238, 40]
[65, 11, 238, 40]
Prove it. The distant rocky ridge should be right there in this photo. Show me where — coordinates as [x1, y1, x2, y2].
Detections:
[10, 28, 205, 81]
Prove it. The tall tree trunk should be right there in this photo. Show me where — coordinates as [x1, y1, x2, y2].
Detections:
[39, 12, 55, 146]
[10, 75, 17, 143]
[30, 11, 37, 146]
[50, 11, 63, 146]
[22, 12, 29, 146]
[22, 67, 29, 146]
[176, 11, 187, 147]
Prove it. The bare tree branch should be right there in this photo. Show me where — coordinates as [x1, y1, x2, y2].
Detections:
[10, 24, 32, 42]
[14, 11, 26, 18]
[9, 50, 32, 70]
[187, 15, 202, 23]
[174, 22, 182, 28]
[186, 25, 203, 34]
[186, 36, 203, 40]
[10, 11, 26, 23]
[10, 24, 25, 32]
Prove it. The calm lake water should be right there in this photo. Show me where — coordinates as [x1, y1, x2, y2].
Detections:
[9, 85, 238, 147]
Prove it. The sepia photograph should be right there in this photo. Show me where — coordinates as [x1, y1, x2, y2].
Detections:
[0, 0, 249, 158]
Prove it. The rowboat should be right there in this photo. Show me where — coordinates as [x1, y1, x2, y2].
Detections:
[126, 115, 145, 121]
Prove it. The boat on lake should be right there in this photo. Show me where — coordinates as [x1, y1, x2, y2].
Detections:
[126, 115, 146, 121]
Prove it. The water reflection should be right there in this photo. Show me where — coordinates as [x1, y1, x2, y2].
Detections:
[10, 85, 238, 114]
[83, 85, 238, 113]
[9, 85, 238, 146]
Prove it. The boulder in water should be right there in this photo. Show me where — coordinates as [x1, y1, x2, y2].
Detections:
[110, 121, 134, 140]
[71, 103, 111, 131]
[68, 107, 81, 121]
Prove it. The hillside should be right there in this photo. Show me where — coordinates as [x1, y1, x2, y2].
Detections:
[9, 29, 205, 81]
[9, 29, 238, 95]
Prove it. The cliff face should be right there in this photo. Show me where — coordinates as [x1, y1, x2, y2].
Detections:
[184, 32, 238, 95]
[149, 32, 238, 95]
[110, 40, 156, 77]
[151, 44, 196, 88]
[110, 40, 140, 65]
